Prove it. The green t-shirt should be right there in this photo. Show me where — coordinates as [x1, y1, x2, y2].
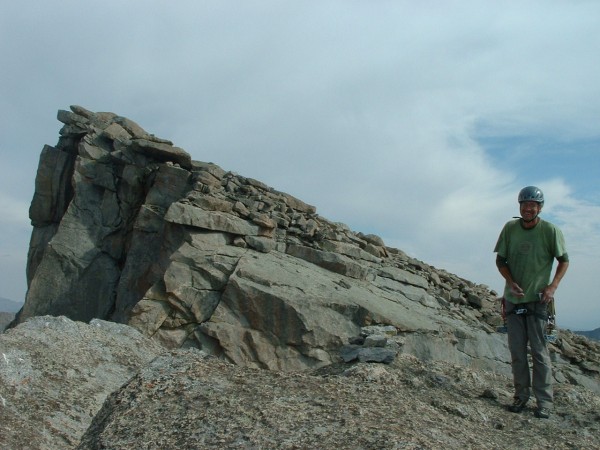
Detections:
[494, 218, 567, 304]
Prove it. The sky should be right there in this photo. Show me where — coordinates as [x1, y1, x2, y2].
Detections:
[1, 1, 600, 330]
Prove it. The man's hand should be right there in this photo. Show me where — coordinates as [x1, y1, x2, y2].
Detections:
[509, 282, 525, 298]
[540, 286, 556, 304]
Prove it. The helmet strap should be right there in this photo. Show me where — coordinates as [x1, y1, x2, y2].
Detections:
[513, 215, 539, 224]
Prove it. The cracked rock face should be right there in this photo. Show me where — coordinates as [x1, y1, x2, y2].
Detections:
[14, 106, 600, 386]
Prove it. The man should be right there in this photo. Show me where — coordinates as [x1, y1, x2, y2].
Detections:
[494, 186, 569, 419]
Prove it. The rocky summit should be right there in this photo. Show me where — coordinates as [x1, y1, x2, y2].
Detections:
[2, 106, 600, 448]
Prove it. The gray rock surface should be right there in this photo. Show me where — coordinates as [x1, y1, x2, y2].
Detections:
[77, 349, 600, 449]
[1, 317, 599, 449]
[0, 316, 163, 450]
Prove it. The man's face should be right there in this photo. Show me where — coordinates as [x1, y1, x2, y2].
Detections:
[519, 201, 542, 221]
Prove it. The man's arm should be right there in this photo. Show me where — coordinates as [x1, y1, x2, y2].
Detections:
[495, 254, 525, 298]
[541, 259, 569, 304]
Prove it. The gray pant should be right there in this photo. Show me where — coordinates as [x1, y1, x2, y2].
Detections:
[506, 300, 553, 409]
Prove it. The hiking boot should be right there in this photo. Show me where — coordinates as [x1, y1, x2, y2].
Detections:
[534, 407, 550, 419]
[507, 398, 528, 413]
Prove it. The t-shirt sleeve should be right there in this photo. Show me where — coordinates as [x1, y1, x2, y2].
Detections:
[553, 226, 567, 258]
[494, 224, 508, 256]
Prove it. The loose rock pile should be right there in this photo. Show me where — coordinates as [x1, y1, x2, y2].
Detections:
[340, 325, 399, 364]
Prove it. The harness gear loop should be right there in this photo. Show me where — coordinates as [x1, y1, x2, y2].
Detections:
[497, 296, 557, 342]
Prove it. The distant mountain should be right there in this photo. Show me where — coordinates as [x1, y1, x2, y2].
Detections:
[574, 328, 600, 341]
[0, 312, 15, 331]
[0, 297, 23, 313]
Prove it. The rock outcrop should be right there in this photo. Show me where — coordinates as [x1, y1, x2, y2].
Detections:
[14, 106, 600, 388]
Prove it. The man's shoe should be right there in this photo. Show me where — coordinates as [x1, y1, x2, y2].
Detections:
[507, 398, 528, 413]
[534, 407, 550, 419]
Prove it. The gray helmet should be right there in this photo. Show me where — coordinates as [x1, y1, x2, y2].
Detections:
[518, 186, 544, 205]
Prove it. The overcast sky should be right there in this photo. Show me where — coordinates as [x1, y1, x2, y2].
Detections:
[2, 1, 599, 330]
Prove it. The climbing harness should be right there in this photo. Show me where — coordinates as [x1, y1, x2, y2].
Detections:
[496, 297, 508, 334]
[496, 296, 557, 343]
[546, 299, 557, 343]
